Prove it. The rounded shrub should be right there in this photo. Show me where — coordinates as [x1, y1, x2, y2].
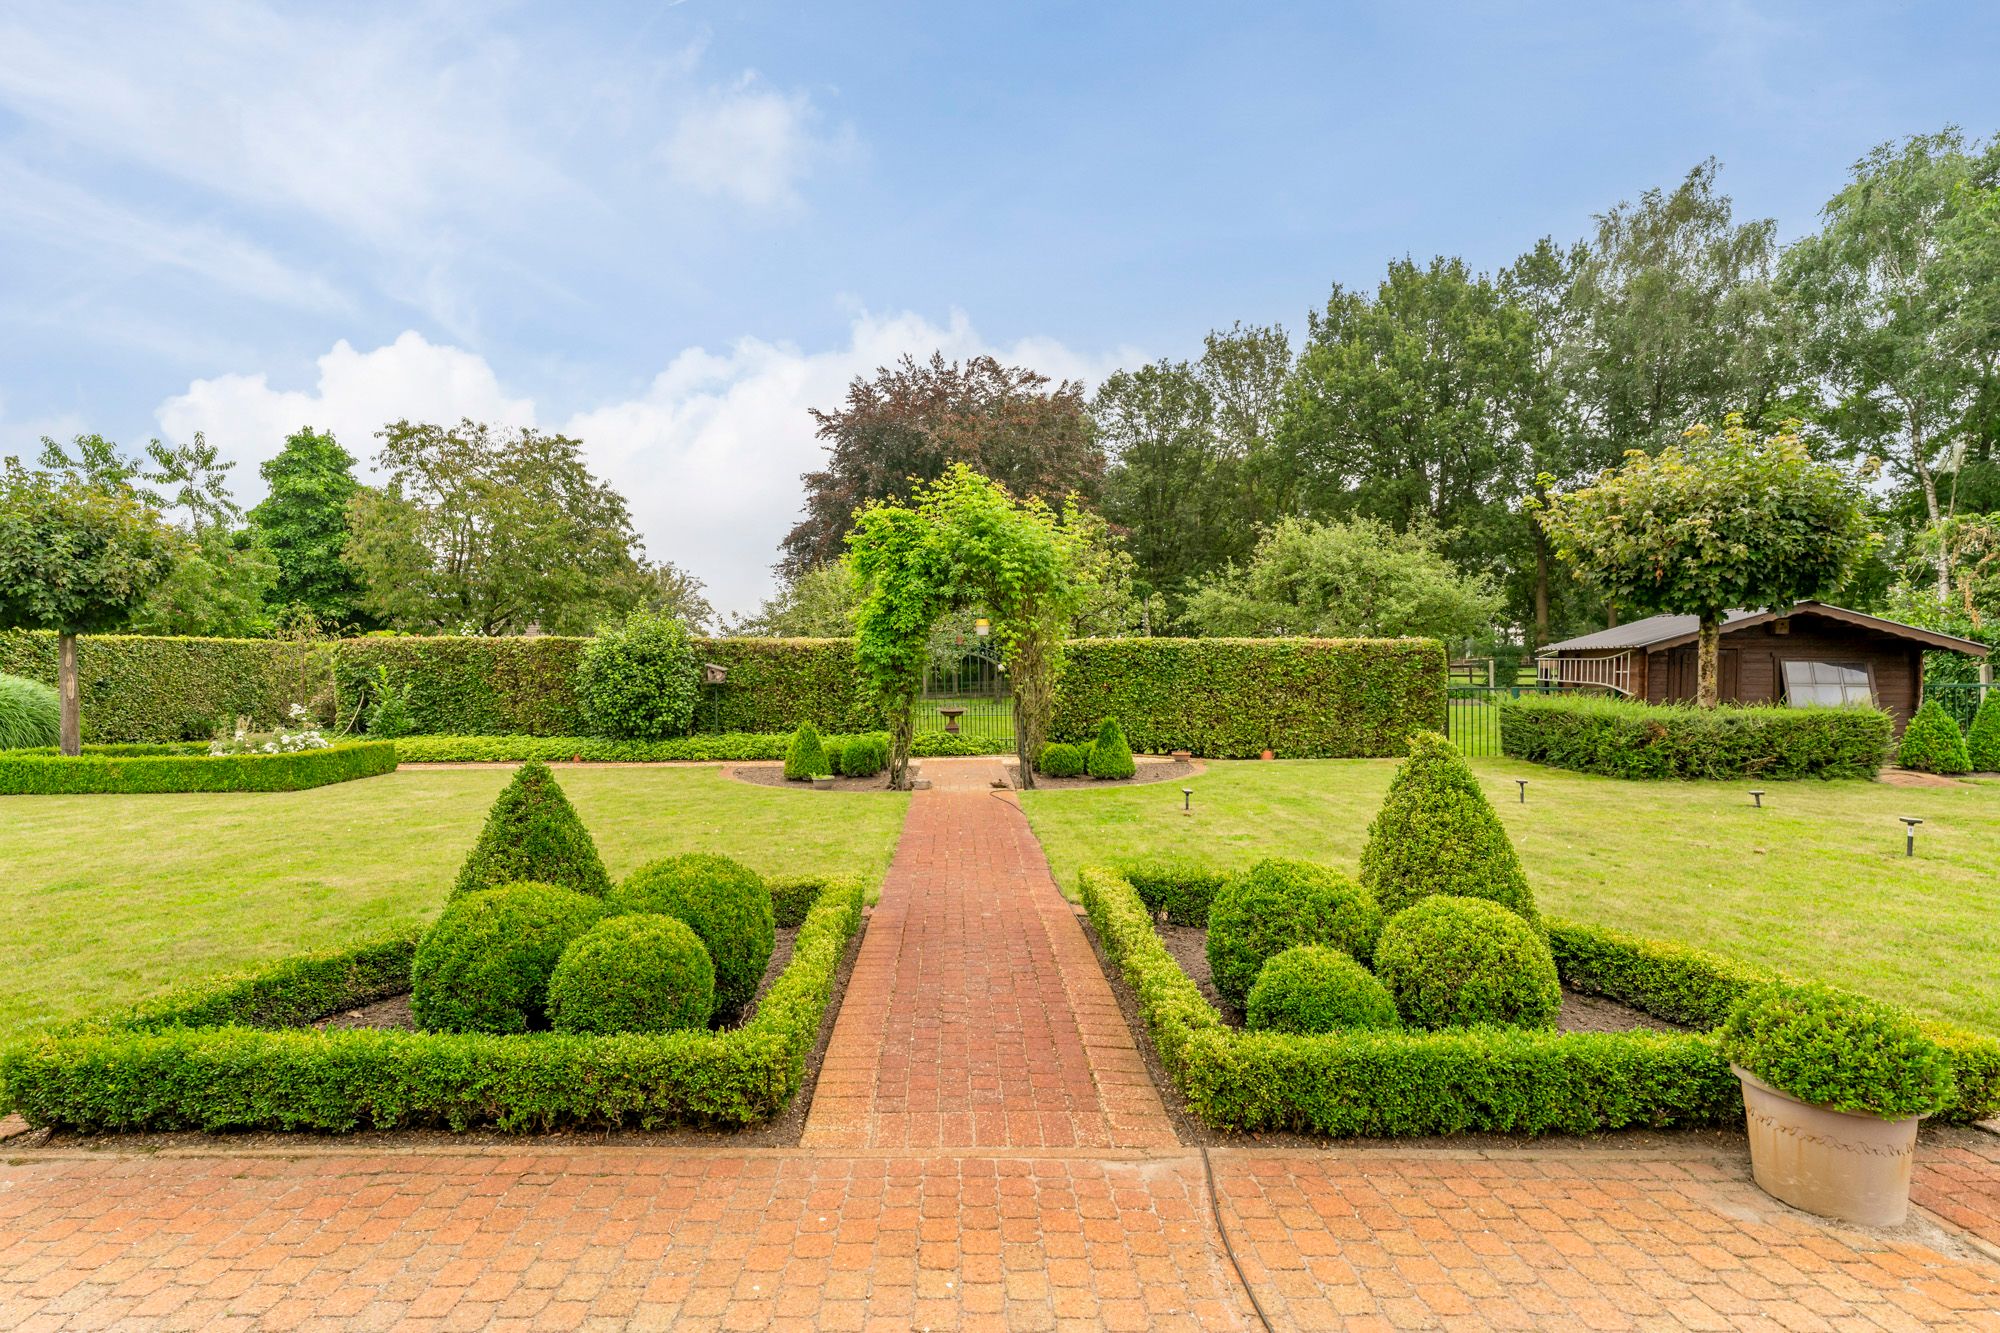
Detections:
[1720, 981, 1953, 1120]
[1204, 858, 1383, 1006]
[783, 722, 831, 780]
[1897, 698, 1972, 775]
[1085, 718, 1136, 780]
[0, 673, 60, 750]
[575, 609, 699, 741]
[1969, 693, 2000, 773]
[1372, 896, 1560, 1031]
[412, 882, 606, 1033]
[547, 914, 716, 1035]
[836, 732, 888, 778]
[610, 853, 776, 1015]
[1035, 741, 1086, 778]
[1246, 946, 1400, 1035]
[452, 760, 612, 900]
[1359, 731, 1536, 923]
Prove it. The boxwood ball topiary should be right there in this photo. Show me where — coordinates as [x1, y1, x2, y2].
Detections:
[546, 914, 716, 1035]
[1205, 858, 1383, 1006]
[1246, 945, 1401, 1034]
[610, 853, 776, 1015]
[1372, 896, 1560, 1031]
[0, 673, 60, 751]
[1036, 741, 1086, 778]
[783, 722, 831, 780]
[452, 760, 612, 900]
[1970, 693, 2000, 773]
[839, 732, 888, 778]
[411, 882, 607, 1033]
[1720, 980, 1954, 1120]
[1359, 730, 1536, 923]
[574, 609, 699, 740]
[1085, 718, 1136, 780]
[1897, 698, 1972, 775]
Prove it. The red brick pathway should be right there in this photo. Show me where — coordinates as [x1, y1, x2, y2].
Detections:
[1916, 1126, 2000, 1257]
[803, 788, 1175, 1151]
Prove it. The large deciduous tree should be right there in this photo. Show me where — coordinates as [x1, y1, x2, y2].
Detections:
[345, 419, 647, 635]
[782, 354, 1101, 575]
[1534, 415, 1874, 706]
[0, 457, 178, 753]
[248, 428, 369, 625]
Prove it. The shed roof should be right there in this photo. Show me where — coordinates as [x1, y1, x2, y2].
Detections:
[1538, 602, 1989, 657]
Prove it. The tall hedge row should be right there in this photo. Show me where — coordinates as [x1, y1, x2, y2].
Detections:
[1498, 693, 1893, 780]
[0, 630, 1443, 758]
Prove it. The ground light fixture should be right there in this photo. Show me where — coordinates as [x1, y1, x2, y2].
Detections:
[1749, 790, 1765, 808]
[1182, 787, 1193, 815]
[1516, 779, 1528, 804]
[1900, 816, 1923, 857]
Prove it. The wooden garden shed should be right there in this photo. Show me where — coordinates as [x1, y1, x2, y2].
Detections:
[1535, 602, 1989, 731]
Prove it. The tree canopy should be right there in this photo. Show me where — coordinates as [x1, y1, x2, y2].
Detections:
[248, 428, 368, 625]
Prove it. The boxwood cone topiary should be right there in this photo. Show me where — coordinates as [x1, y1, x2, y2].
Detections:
[1035, 741, 1086, 778]
[1896, 698, 1972, 775]
[546, 914, 716, 1035]
[411, 882, 607, 1033]
[0, 673, 60, 750]
[1970, 693, 2000, 773]
[1205, 858, 1383, 1005]
[1720, 981, 1953, 1120]
[783, 722, 831, 780]
[1085, 718, 1136, 780]
[452, 760, 612, 900]
[1372, 896, 1561, 1031]
[611, 853, 776, 1016]
[1359, 731, 1536, 922]
[1246, 945, 1400, 1034]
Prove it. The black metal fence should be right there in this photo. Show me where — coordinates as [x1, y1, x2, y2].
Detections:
[1446, 683, 1560, 757]
[1926, 682, 1990, 733]
[913, 696, 1016, 743]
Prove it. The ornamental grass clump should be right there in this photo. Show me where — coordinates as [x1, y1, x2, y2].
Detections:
[1359, 730, 1536, 922]
[1372, 896, 1560, 1031]
[1246, 946, 1400, 1035]
[1720, 981, 1953, 1120]
[411, 882, 607, 1033]
[1970, 693, 2000, 772]
[547, 914, 716, 1035]
[1205, 858, 1382, 1006]
[1085, 718, 1136, 780]
[783, 722, 831, 780]
[1035, 741, 1086, 778]
[610, 853, 776, 1016]
[1897, 698, 1972, 775]
[0, 673, 59, 750]
[452, 760, 612, 900]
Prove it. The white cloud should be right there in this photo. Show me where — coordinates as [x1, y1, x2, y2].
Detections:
[154, 315, 1135, 617]
[661, 78, 844, 211]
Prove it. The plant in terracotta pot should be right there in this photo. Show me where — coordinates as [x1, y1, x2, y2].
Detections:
[1719, 982, 1953, 1226]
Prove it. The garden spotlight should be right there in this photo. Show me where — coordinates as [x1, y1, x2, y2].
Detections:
[1749, 790, 1764, 808]
[1182, 787, 1192, 815]
[1900, 816, 1922, 857]
[1516, 779, 1527, 804]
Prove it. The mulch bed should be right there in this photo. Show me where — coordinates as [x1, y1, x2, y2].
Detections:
[1003, 757, 1202, 790]
[727, 764, 893, 792]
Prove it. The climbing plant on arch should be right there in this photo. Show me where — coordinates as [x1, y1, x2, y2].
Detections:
[847, 465, 1089, 790]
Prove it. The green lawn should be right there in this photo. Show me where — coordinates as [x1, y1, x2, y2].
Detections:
[0, 766, 907, 1038]
[1021, 757, 2000, 1034]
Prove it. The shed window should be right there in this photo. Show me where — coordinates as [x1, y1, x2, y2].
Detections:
[1781, 660, 1874, 707]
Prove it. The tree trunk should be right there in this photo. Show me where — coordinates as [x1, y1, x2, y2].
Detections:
[1531, 527, 1551, 649]
[885, 699, 916, 790]
[1696, 613, 1721, 709]
[1013, 694, 1036, 791]
[58, 631, 82, 756]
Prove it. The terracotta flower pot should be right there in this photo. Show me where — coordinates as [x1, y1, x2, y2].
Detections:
[1260, 749, 1275, 761]
[1733, 1065, 1920, 1226]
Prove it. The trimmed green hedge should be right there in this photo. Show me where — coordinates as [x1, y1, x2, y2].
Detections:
[1498, 694, 1892, 780]
[1079, 866, 2000, 1134]
[1051, 637, 1445, 759]
[0, 877, 866, 1132]
[0, 741, 397, 794]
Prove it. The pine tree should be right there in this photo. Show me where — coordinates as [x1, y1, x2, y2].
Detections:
[452, 761, 612, 899]
[1359, 731, 1536, 922]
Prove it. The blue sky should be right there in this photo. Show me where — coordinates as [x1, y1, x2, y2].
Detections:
[2, 1, 1996, 615]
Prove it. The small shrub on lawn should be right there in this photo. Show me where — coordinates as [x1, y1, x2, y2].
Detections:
[1205, 858, 1383, 1006]
[1115, 854, 1229, 926]
[1720, 981, 1954, 1120]
[1898, 698, 1973, 775]
[0, 673, 59, 750]
[365, 665, 416, 739]
[1373, 896, 1560, 1031]
[452, 760, 612, 900]
[611, 853, 776, 1016]
[835, 732, 888, 778]
[1035, 741, 1087, 778]
[412, 883, 607, 1034]
[1970, 693, 2000, 772]
[574, 609, 699, 740]
[783, 722, 831, 780]
[1359, 730, 1536, 923]
[547, 915, 715, 1035]
[1246, 946, 1400, 1034]
[1085, 718, 1137, 780]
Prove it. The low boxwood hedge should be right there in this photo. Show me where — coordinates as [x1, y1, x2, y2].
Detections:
[1078, 865, 2000, 1134]
[392, 731, 1011, 764]
[0, 740, 397, 794]
[0, 878, 866, 1133]
[1498, 694, 1892, 780]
